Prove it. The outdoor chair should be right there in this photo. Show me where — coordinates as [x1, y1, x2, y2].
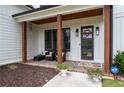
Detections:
[45, 51, 55, 61]
[55, 52, 66, 62]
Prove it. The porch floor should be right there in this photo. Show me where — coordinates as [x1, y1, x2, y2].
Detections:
[26, 60, 102, 73]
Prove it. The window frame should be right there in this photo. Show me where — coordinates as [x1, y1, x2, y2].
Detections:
[45, 30, 52, 51]
[44, 27, 71, 51]
[62, 28, 71, 51]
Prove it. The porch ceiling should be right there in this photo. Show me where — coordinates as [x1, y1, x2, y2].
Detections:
[13, 5, 103, 22]
[32, 8, 103, 24]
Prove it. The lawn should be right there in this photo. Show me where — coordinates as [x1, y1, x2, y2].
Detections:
[0, 63, 59, 87]
[102, 78, 124, 87]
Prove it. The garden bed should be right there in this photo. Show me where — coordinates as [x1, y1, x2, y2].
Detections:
[0, 63, 59, 87]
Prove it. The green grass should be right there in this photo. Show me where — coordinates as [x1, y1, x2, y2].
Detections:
[102, 78, 124, 87]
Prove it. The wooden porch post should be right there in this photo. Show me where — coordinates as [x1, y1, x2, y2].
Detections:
[22, 22, 27, 63]
[57, 14, 62, 64]
[103, 5, 111, 75]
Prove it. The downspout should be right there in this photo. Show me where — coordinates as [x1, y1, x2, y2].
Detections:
[110, 5, 113, 73]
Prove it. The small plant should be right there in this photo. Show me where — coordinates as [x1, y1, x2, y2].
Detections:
[113, 51, 124, 74]
[86, 67, 102, 82]
[57, 63, 69, 70]
[7, 64, 17, 70]
[57, 63, 69, 77]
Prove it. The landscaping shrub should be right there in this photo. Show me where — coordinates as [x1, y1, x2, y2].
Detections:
[86, 67, 102, 79]
[113, 51, 124, 74]
[57, 63, 69, 70]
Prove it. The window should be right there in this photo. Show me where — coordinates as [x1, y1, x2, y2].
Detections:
[63, 28, 70, 51]
[45, 30, 52, 50]
[52, 29, 57, 50]
[45, 28, 70, 51]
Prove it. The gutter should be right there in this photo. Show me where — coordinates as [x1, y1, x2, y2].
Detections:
[110, 5, 113, 72]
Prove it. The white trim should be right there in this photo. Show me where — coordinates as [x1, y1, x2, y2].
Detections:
[13, 5, 103, 22]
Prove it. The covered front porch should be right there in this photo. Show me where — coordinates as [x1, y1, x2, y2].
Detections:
[13, 5, 111, 75]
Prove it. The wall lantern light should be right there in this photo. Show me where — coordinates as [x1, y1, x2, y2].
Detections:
[75, 28, 79, 37]
[95, 26, 100, 36]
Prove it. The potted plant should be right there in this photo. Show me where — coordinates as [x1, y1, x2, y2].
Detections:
[113, 51, 124, 81]
[57, 63, 69, 77]
[86, 67, 102, 82]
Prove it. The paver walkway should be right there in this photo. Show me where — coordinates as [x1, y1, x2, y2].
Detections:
[43, 71, 101, 87]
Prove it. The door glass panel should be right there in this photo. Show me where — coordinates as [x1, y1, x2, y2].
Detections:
[81, 26, 93, 60]
[52, 29, 57, 51]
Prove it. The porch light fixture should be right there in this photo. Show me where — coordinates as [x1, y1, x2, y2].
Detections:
[95, 26, 100, 36]
[75, 28, 79, 37]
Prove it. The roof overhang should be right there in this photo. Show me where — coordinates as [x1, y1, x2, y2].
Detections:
[13, 5, 104, 22]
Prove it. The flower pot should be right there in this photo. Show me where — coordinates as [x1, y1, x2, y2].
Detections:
[60, 69, 68, 77]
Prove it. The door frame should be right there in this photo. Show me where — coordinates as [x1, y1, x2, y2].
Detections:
[81, 25, 94, 60]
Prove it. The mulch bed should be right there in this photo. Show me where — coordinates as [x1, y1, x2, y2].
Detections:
[0, 63, 59, 87]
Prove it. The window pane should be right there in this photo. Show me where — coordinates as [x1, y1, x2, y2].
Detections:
[45, 28, 70, 51]
[63, 28, 70, 51]
[52, 29, 57, 51]
[45, 30, 52, 50]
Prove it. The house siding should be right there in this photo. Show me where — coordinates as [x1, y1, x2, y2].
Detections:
[27, 23, 39, 59]
[0, 5, 38, 65]
[113, 6, 124, 57]
[37, 15, 104, 63]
